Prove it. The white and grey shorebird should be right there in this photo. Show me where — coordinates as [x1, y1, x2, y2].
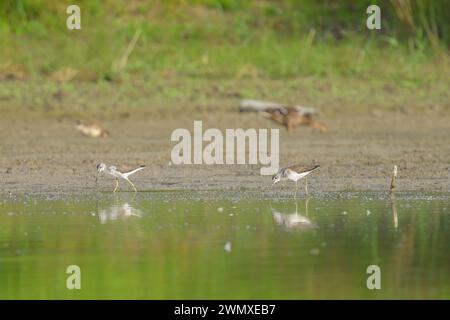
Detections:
[96, 163, 145, 192]
[272, 164, 320, 196]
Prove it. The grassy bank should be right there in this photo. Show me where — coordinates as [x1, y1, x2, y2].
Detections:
[0, 0, 449, 118]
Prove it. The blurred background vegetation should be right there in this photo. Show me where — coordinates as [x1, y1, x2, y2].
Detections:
[0, 0, 449, 117]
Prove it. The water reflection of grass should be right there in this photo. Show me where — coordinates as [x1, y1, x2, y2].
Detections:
[0, 196, 449, 299]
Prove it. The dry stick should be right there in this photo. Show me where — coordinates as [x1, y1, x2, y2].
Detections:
[390, 165, 398, 194]
[305, 28, 316, 47]
[239, 99, 317, 115]
[114, 29, 142, 74]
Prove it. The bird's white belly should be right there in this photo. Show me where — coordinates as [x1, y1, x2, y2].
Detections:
[288, 171, 310, 181]
[109, 171, 123, 178]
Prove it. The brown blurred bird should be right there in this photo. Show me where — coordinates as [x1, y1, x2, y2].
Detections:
[239, 100, 328, 134]
[75, 121, 109, 138]
[263, 106, 328, 134]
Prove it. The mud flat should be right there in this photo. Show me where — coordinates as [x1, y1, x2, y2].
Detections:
[0, 113, 449, 197]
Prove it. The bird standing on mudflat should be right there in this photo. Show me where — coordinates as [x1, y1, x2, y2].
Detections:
[76, 121, 109, 138]
[272, 164, 320, 197]
[96, 163, 145, 192]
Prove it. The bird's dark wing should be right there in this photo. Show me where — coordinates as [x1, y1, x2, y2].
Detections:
[287, 164, 320, 173]
[114, 165, 135, 173]
[122, 165, 146, 175]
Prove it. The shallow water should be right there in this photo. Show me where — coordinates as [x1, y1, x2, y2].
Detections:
[0, 192, 449, 299]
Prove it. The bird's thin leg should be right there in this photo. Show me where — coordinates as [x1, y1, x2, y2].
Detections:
[113, 179, 119, 193]
[294, 181, 298, 199]
[126, 178, 138, 193]
[305, 177, 308, 195]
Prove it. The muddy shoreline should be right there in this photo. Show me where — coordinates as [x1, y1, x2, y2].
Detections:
[1, 113, 449, 197]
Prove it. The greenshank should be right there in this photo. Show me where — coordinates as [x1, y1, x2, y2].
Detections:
[272, 164, 320, 196]
[96, 163, 145, 192]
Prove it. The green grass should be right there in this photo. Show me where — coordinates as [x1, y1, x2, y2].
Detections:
[0, 0, 449, 118]
[1, 11, 448, 81]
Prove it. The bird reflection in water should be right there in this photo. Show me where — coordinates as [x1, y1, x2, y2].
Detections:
[97, 202, 142, 224]
[271, 198, 317, 231]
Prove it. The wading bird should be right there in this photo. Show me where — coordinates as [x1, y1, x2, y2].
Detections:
[272, 164, 320, 197]
[96, 163, 145, 192]
[76, 121, 109, 138]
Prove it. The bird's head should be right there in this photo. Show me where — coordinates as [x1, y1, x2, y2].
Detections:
[272, 172, 282, 184]
[96, 163, 107, 173]
[95, 163, 107, 185]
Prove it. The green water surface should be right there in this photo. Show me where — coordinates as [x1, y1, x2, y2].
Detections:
[0, 192, 449, 299]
